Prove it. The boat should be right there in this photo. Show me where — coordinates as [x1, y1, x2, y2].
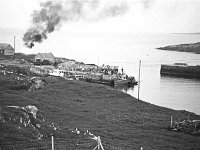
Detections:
[66, 71, 87, 80]
[49, 69, 67, 77]
[85, 73, 138, 86]
[160, 63, 200, 78]
[114, 76, 138, 86]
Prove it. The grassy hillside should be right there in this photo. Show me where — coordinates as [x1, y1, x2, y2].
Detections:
[1, 77, 200, 149]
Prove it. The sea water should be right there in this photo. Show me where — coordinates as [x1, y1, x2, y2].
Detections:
[105, 33, 200, 115]
[1, 28, 200, 114]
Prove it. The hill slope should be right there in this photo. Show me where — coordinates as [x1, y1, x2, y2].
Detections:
[1, 78, 200, 149]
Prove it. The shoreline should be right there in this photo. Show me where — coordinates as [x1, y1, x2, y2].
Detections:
[157, 42, 200, 54]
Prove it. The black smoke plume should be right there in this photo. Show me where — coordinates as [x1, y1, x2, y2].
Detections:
[23, 0, 129, 48]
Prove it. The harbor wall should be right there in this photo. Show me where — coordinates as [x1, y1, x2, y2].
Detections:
[160, 64, 200, 77]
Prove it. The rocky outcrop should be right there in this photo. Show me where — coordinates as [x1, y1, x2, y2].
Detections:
[0, 105, 101, 149]
[166, 119, 200, 136]
[157, 42, 200, 54]
[0, 105, 54, 140]
[0, 105, 77, 141]
[29, 77, 46, 91]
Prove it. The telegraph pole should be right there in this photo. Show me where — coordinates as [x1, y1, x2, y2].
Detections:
[14, 36, 16, 59]
[138, 60, 141, 100]
[14, 36, 15, 51]
[98, 55, 99, 66]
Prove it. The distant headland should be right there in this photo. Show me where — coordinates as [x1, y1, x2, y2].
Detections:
[172, 32, 200, 35]
[157, 42, 200, 54]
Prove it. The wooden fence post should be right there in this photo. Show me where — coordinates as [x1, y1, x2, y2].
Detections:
[51, 134, 54, 150]
[98, 136, 104, 150]
[170, 116, 173, 128]
[97, 136, 100, 149]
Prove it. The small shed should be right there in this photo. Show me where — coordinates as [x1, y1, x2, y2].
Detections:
[34, 52, 55, 63]
[0, 43, 15, 59]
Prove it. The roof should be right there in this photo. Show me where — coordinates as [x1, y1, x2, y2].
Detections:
[35, 53, 55, 59]
[0, 43, 14, 50]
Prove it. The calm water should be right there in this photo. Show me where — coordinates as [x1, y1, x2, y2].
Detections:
[1, 28, 200, 114]
[106, 34, 200, 115]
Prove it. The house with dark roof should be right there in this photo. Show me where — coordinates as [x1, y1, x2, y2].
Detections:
[0, 43, 15, 59]
[34, 52, 55, 63]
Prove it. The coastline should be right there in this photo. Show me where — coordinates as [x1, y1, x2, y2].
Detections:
[172, 32, 200, 35]
[1, 77, 200, 149]
[157, 42, 200, 54]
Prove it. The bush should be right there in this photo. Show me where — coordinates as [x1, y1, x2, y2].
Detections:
[34, 60, 41, 66]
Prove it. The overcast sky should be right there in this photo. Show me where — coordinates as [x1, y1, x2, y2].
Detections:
[0, 0, 200, 33]
[0, 0, 200, 65]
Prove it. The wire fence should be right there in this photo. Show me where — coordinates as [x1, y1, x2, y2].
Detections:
[1, 140, 89, 150]
[0, 135, 106, 150]
[0, 140, 124, 150]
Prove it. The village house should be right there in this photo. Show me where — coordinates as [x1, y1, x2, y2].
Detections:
[34, 52, 55, 64]
[0, 43, 15, 59]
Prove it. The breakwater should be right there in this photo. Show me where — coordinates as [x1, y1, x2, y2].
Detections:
[160, 64, 200, 78]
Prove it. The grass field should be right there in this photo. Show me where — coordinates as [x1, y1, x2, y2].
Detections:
[1, 75, 200, 150]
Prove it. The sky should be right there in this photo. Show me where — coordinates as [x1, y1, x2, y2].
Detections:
[0, 0, 200, 63]
[0, 0, 200, 33]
